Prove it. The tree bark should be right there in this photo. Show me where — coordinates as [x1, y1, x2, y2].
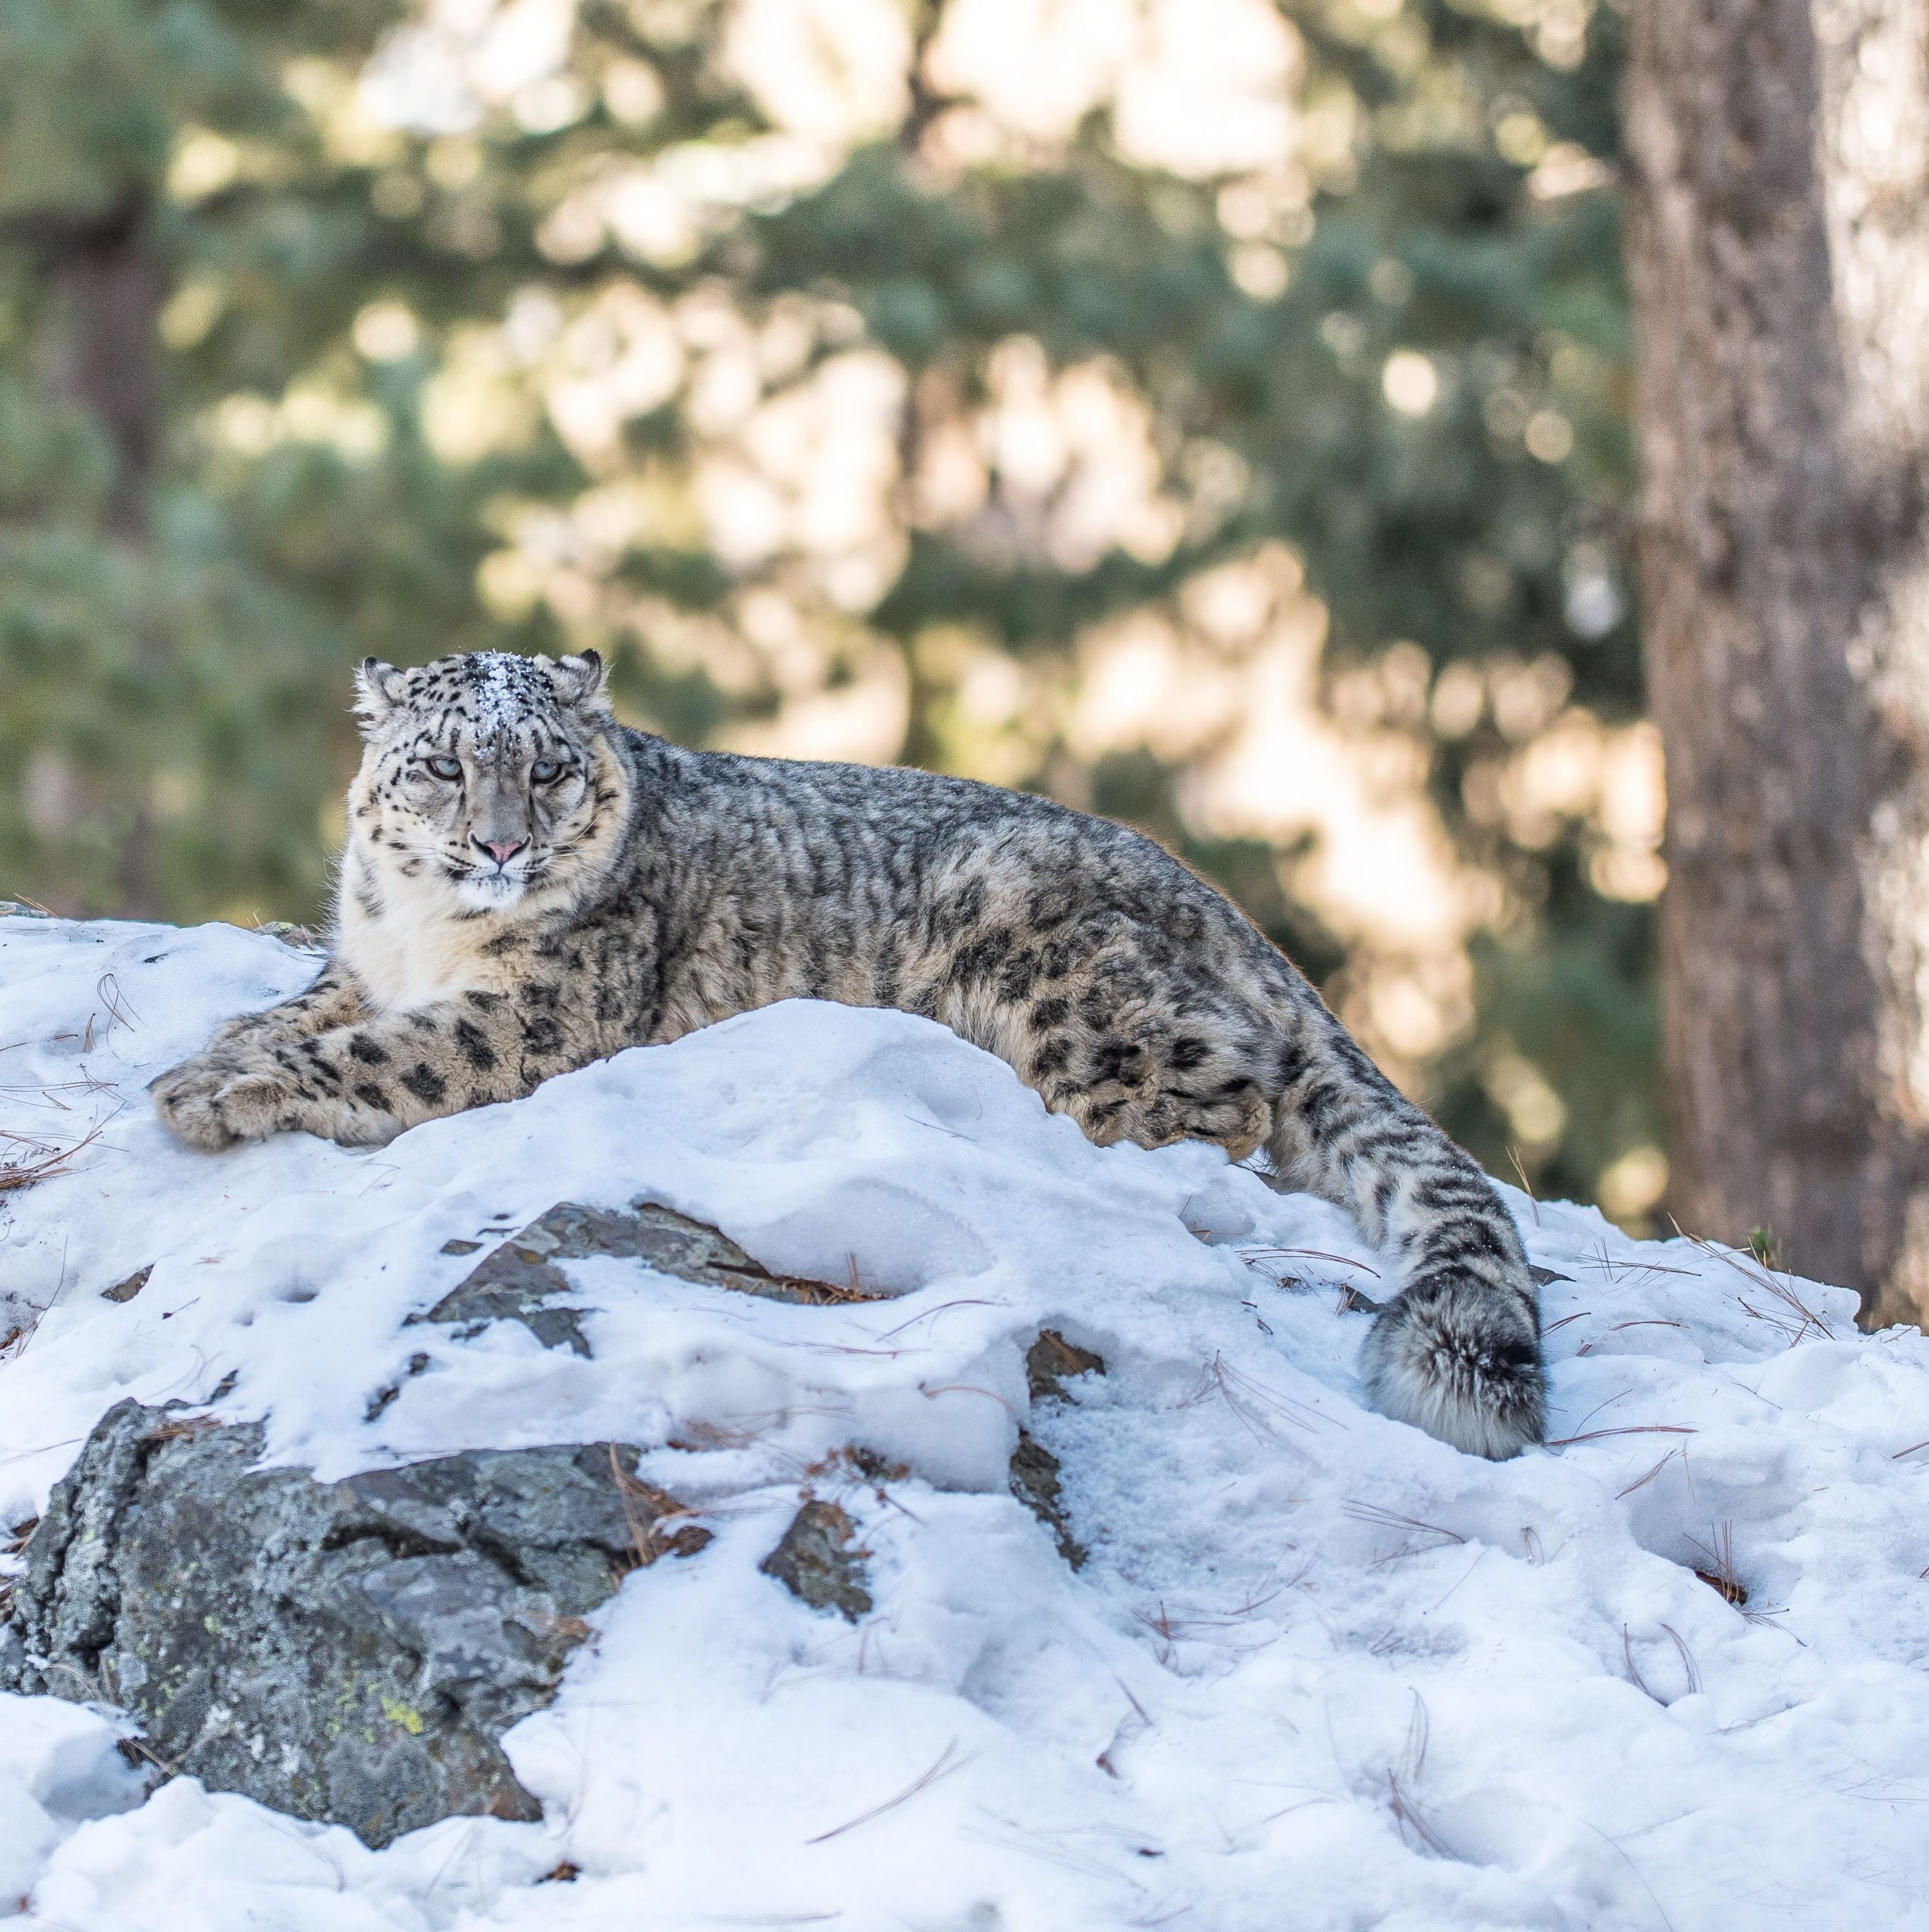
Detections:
[34, 192, 162, 540]
[24, 191, 166, 913]
[1625, 0, 1929, 1323]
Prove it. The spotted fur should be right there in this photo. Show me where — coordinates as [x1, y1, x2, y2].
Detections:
[152, 650, 1544, 1458]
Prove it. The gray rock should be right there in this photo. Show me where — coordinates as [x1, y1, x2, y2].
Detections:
[100, 1265, 152, 1304]
[759, 1501, 872, 1621]
[1010, 1329, 1107, 1568]
[1, 1401, 703, 1847]
[417, 1199, 884, 1356]
[1023, 1328, 1106, 1400]
[1009, 1431, 1085, 1569]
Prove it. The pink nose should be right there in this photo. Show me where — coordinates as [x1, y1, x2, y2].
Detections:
[476, 837, 527, 866]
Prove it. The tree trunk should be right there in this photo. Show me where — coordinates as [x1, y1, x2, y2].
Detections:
[1624, 0, 1929, 1323]
[38, 192, 162, 540]
[29, 191, 166, 913]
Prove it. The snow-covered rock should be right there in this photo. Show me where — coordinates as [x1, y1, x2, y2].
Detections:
[3, 909, 1929, 1929]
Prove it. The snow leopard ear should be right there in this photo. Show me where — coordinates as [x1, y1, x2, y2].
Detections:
[549, 649, 611, 719]
[353, 657, 409, 734]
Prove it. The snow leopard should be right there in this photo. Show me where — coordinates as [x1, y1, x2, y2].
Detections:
[151, 649, 1545, 1459]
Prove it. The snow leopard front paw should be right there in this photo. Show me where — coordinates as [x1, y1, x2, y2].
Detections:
[149, 1052, 306, 1152]
[1358, 1269, 1545, 1460]
[205, 1010, 295, 1056]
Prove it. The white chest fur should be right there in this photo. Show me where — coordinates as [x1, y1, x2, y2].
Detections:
[334, 848, 522, 1013]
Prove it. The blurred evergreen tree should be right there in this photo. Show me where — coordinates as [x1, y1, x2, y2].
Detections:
[0, 0, 1657, 1218]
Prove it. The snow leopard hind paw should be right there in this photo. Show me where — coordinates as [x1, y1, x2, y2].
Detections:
[1358, 1269, 1546, 1460]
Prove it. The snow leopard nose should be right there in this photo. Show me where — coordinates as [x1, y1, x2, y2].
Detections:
[474, 835, 527, 868]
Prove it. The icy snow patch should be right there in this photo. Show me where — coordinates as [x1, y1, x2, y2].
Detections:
[2, 912, 1928, 1929]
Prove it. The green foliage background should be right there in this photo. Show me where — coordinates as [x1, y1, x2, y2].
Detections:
[0, 0, 1658, 1217]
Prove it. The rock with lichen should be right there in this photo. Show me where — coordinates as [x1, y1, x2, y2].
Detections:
[0, 1399, 703, 1847]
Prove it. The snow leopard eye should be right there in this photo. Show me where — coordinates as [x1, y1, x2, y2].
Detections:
[529, 758, 565, 784]
[424, 755, 462, 781]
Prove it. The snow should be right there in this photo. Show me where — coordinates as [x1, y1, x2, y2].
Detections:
[4, 909, 1929, 1928]
[467, 651, 530, 737]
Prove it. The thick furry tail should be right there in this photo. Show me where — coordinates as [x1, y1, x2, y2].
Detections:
[1358, 1271, 1545, 1460]
[1263, 1009, 1546, 1460]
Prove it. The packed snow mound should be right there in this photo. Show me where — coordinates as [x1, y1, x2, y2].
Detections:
[3, 911, 1929, 1929]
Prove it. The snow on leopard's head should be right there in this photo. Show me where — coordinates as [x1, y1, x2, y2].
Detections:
[346, 649, 627, 918]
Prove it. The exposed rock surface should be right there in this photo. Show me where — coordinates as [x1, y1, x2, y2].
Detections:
[757, 1328, 1106, 1613]
[758, 1501, 873, 1621]
[1008, 1432, 1084, 1567]
[100, 1266, 152, 1305]
[1023, 1328, 1106, 1401]
[1009, 1329, 1106, 1567]
[1, 1224, 1103, 1852]
[0, 1401, 700, 1847]
[417, 1198, 882, 1357]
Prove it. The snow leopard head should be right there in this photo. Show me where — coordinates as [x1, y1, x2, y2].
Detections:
[347, 650, 627, 916]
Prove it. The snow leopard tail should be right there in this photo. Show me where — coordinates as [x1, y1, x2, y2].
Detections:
[1265, 1012, 1546, 1460]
